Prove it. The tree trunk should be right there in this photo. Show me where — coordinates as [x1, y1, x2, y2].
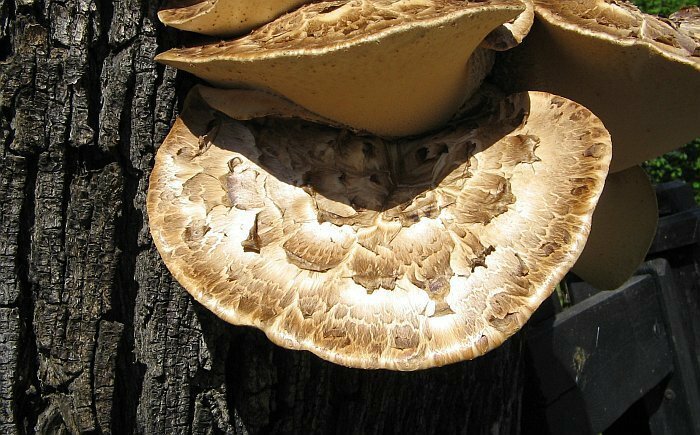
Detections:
[0, 1, 524, 433]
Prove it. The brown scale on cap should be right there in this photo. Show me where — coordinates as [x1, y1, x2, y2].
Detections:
[533, 0, 698, 57]
[488, 0, 699, 290]
[147, 88, 611, 370]
[158, 0, 312, 36]
[494, 0, 700, 173]
[670, 6, 700, 50]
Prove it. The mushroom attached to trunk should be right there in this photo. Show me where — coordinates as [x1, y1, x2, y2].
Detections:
[147, 87, 611, 370]
[493, 0, 700, 173]
[158, 0, 311, 36]
[155, 0, 525, 137]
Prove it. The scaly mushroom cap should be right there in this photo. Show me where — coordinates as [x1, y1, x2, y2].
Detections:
[493, 0, 700, 173]
[482, 0, 535, 50]
[155, 0, 525, 137]
[571, 166, 658, 290]
[158, 0, 311, 37]
[671, 6, 700, 44]
[147, 89, 611, 370]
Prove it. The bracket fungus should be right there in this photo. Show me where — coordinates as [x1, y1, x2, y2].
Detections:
[671, 6, 700, 41]
[155, 0, 525, 136]
[148, 88, 611, 370]
[150, 0, 699, 369]
[494, 0, 700, 173]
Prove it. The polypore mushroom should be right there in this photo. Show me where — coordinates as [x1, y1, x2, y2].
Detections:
[147, 87, 611, 369]
[158, 0, 311, 36]
[493, 0, 700, 173]
[571, 166, 658, 290]
[670, 6, 700, 42]
[155, 0, 526, 137]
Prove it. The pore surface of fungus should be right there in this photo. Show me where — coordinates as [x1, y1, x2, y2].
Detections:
[147, 90, 611, 370]
[158, 0, 311, 36]
[156, 0, 525, 137]
[192, 85, 342, 127]
[494, 0, 700, 173]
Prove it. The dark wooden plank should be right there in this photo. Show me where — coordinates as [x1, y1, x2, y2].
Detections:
[567, 280, 603, 306]
[647, 182, 700, 372]
[640, 260, 700, 435]
[655, 181, 696, 217]
[523, 275, 674, 434]
[665, 255, 700, 368]
[648, 208, 700, 254]
[643, 378, 683, 435]
[528, 292, 563, 325]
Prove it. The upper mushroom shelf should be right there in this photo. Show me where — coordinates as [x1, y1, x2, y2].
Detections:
[156, 0, 525, 136]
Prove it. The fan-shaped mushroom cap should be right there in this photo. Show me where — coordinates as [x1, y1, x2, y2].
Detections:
[571, 166, 658, 290]
[158, 0, 311, 37]
[482, 0, 534, 51]
[155, 0, 525, 137]
[671, 6, 700, 44]
[493, 0, 700, 173]
[147, 89, 611, 370]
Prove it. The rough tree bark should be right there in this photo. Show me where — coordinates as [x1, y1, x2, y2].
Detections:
[0, 1, 524, 433]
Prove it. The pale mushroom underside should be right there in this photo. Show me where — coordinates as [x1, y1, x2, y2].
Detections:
[572, 166, 658, 290]
[147, 91, 611, 370]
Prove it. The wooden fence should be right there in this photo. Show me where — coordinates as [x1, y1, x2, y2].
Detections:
[521, 181, 700, 435]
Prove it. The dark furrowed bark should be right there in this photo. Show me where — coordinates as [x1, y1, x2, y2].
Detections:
[0, 1, 524, 433]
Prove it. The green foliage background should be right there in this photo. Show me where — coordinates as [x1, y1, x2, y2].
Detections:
[633, 0, 698, 15]
[631, 0, 700, 202]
